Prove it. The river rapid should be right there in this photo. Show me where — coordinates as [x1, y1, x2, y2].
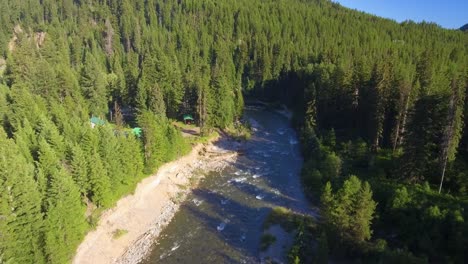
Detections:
[140, 105, 312, 263]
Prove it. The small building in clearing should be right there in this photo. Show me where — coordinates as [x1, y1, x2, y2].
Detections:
[90, 116, 105, 128]
[183, 114, 194, 125]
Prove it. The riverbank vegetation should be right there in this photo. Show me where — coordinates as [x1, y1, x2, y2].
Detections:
[263, 207, 318, 264]
[0, 0, 466, 263]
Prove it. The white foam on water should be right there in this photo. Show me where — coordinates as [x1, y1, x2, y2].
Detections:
[252, 174, 261, 179]
[192, 199, 203, 206]
[256, 194, 265, 200]
[249, 118, 262, 129]
[240, 234, 246, 242]
[289, 137, 299, 144]
[277, 128, 286, 135]
[220, 199, 229, 205]
[270, 148, 280, 153]
[171, 243, 180, 251]
[217, 222, 226, 231]
[159, 253, 168, 260]
[233, 177, 247, 183]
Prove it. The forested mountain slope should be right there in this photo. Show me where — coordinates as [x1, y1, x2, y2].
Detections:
[0, 0, 466, 263]
[461, 23, 468, 31]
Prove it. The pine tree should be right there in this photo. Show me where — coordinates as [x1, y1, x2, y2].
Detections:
[37, 117, 66, 159]
[438, 73, 465, 193]
[165, 56, 184, 118]
[137, 53, 166, 115]
[88, 151, 112, 208]
[351, 182, 377, 242]
[0, 84, 8, 129]
[367, 62, 392, 152]
[44, 169, 87, 263]
[321, 182, 334, 221]
[113, 101, 125, 129]
[37, 139, 62, 202]
[98, 126, 125, 194]
[210, 63, 235, 127]
[70, 144, 90, 196]
[321, 176, 376, 243]
[80, 52, 108, 116]
[137, 111, 169, 172]
[401, 94, 449, 182]
[0, 129, 45, 264]
[196, 63, 212, 135]
[117, 134, 144, 187]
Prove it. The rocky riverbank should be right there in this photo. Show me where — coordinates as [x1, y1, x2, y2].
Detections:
[73, 136, 239, 264]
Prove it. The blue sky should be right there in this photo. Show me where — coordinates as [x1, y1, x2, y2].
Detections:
[333, 0, 468, 29]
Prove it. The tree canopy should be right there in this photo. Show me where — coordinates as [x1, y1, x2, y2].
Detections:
[0, 0, 466, 263]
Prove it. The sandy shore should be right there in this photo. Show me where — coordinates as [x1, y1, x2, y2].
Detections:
[73, 136, 238, 264]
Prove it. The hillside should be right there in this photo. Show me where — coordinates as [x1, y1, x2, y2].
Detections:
[0, 0, 467, 263]
[461, 23, 468, 31]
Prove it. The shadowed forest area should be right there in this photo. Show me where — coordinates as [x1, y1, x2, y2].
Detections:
[0, 0, 467, 263]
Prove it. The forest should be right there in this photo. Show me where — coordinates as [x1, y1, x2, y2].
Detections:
[0, 0, 466, 263]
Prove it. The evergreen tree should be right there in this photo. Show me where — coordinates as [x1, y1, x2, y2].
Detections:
[210, 63, 235, 127]
[137, 111, 169, 172]
[321, 176, 376, 243]
[44, 169, 87, 263]
[438, 73, 466, 193]
[117, 134, 144, 187]
[80, 52, 109, 116]
[70, 144, 90, 196]
[0, 0, 466, 261]
[98, 126, 124, 195]
[400, 94, 449, 182]
[0, 129, 45, 264]
[351, 182, 377, 242]
[88, 152, 112, 208]
[137, 53, 166, 115]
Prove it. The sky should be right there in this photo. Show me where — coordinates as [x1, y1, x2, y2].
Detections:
[333, 0, 468, 29]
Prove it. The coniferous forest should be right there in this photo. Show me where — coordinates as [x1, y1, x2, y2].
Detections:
[0, 0, 467, 263]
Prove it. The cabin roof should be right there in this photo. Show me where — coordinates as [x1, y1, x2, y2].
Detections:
[90, 116, 105, 125]
[183, 114, 194, 121]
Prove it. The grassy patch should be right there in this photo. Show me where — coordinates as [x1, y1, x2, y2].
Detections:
[87, 207, 106, 229]
[112, 229, 128, 239]
[171, 191, 186, 203]
[263, 207, 319, 263]
[185, 131, 219, 145]
[260, 233, 277, 251]
[176, 183, 188, 190]
[224, 122, 252, 141]
[172, 120, 198, 130]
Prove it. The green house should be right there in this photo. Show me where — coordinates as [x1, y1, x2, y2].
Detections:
[183, 114, 194, 124]
[90, 116, 105, 128]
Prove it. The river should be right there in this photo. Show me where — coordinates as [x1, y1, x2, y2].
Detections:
[140, 105, 312, 263]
